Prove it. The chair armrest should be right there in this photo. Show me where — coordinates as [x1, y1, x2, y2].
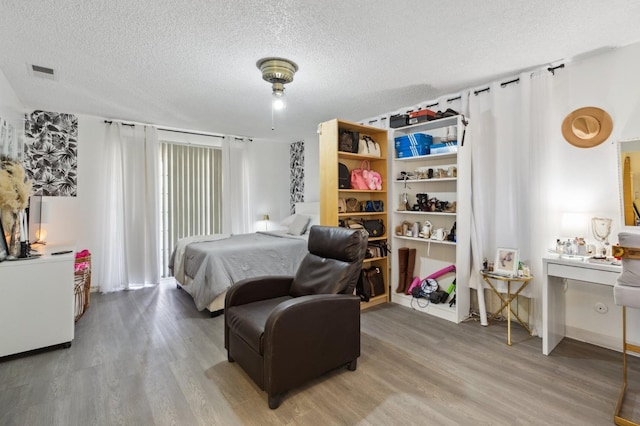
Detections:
[225, 275, 293, 309]
[262, 294, 361, 395]
[264, 294, 360, 337]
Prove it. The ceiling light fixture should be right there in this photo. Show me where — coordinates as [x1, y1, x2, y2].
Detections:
[256, 57, 298, 112]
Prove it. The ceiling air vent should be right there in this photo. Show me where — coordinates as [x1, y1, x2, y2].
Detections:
[30, 64, 56, 80]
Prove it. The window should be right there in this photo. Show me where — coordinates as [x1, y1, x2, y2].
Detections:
[159, 140, 222, 277]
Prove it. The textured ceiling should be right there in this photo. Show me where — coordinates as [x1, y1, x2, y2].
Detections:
[1, 0, 640, 142]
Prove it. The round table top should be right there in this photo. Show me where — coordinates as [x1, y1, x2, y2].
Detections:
[480, 270, 532, 282]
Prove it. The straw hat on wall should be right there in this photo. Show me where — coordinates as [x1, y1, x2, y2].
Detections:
[561, 106, 613, 148]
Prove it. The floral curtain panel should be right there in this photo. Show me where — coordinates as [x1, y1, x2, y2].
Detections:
[24, 110, 78, 196]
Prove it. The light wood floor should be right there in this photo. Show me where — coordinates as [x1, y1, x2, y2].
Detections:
[1, 281, 637, 426]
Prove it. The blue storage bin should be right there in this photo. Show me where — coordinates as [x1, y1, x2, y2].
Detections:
[430, 141, 458, 154]
[394, 133, 433, 149]
[396, 144, 430, 158]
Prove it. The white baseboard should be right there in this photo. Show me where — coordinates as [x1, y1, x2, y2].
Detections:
[565, 325, 622, 352]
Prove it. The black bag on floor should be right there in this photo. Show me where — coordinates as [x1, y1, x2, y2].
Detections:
[357, 267, 385, 302]
[429, 290, 449, 304]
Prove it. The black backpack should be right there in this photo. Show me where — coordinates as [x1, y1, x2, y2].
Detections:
[338, 163, 350, 189]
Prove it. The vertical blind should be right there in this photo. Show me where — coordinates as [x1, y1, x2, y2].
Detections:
[159, 141, 222, 277]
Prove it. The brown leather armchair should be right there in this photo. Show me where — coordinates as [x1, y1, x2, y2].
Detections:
[224, 225, 367, 409]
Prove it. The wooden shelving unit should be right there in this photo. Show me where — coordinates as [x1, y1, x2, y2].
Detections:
[319, 118, 389, 310]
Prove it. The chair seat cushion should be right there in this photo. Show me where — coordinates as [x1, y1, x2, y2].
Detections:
[226, 296, 292, 354]
[614, 283, 640, 308]
[618, 232, 640, 287]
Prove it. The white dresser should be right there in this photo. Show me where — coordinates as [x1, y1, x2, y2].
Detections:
[0, 251, 75, 357]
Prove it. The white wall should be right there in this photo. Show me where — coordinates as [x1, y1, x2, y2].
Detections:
[21, 113, 291, 286]
[548, 42, 640, 350]
[0, 68, 23, 127]
[303, 132, 320, 203]
[40, 115, 109, 282]
[247, 140, 291, 229]
[301, 41, 640, 351]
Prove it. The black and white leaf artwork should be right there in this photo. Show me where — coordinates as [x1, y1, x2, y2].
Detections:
[24, 110, 78, 196]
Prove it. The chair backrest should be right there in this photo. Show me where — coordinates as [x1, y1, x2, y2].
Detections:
[289, 225, 368, 297]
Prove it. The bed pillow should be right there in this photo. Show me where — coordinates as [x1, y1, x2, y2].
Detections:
[287, 214, 311, 236]
[280, 214, 297, 228]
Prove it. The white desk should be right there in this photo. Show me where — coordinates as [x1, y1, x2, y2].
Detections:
[543, 255, 621, 355]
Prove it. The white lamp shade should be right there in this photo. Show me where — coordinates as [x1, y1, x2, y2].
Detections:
[560, 212, 589, 238]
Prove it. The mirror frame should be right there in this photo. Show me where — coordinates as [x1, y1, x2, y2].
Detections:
[618, 138, 640, 228]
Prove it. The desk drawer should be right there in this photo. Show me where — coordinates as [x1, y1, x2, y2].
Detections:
[547, 263, 619, 286]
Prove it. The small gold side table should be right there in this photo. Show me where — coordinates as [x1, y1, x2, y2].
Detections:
[480, 271, 533, 346]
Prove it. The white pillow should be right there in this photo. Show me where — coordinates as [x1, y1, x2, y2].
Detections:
[287, 214, 311, 236]
[280, 214, 297, 227]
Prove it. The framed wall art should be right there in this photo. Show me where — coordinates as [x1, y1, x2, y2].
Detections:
[494, 247, 519, 276]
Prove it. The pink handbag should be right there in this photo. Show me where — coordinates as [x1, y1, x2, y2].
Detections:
[351, 160, 382, 191]
[350, 160, 370, 190]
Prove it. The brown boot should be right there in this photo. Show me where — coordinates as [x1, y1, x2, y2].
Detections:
[396, 247, 409, 293]
[404, 248, 417, 294]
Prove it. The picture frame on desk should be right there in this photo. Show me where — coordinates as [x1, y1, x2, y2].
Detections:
[0, 210, 8, 261]
[494, 247, 518, 276]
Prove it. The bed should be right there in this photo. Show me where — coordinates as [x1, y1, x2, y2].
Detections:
[170, 202, 320, 313]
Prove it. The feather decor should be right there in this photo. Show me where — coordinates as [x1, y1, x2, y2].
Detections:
[0, 155, 33, 235]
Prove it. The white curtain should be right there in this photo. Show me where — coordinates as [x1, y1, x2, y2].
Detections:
[468, 71, 553, 334]
[99, 123, 160, 293]
[222, 136, 251, 234]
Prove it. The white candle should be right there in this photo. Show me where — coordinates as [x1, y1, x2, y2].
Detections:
[23, 211, 28, 242]
[19, 211, 26, 242]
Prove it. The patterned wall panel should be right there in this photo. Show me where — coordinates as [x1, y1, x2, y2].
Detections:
[24, 110, 78, 196]
[290, 141, 304, 214]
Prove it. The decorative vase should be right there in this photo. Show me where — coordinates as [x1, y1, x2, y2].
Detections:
[8, 211, 20, 257]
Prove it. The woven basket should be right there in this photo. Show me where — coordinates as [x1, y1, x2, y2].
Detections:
[74, 255, 92, 322]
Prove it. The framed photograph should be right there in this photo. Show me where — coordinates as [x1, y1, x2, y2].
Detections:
[0, 210, 8, 262]
[494, 247, 519, 276]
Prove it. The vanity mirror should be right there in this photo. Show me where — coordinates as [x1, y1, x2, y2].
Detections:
[618, 138, 640, 226]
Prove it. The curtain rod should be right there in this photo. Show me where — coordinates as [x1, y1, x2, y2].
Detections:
[547, 63, 565, 75]
[500, 78, 520, 88]
[104, 120, 134, 127]
[159, 127, 224, 139]
[104, 120, 252, 141]
[472, 62, 566, 96]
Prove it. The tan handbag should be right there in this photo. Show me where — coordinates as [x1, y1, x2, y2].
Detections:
[338, 197, 347, 213]
[346, 197, 360, 212]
